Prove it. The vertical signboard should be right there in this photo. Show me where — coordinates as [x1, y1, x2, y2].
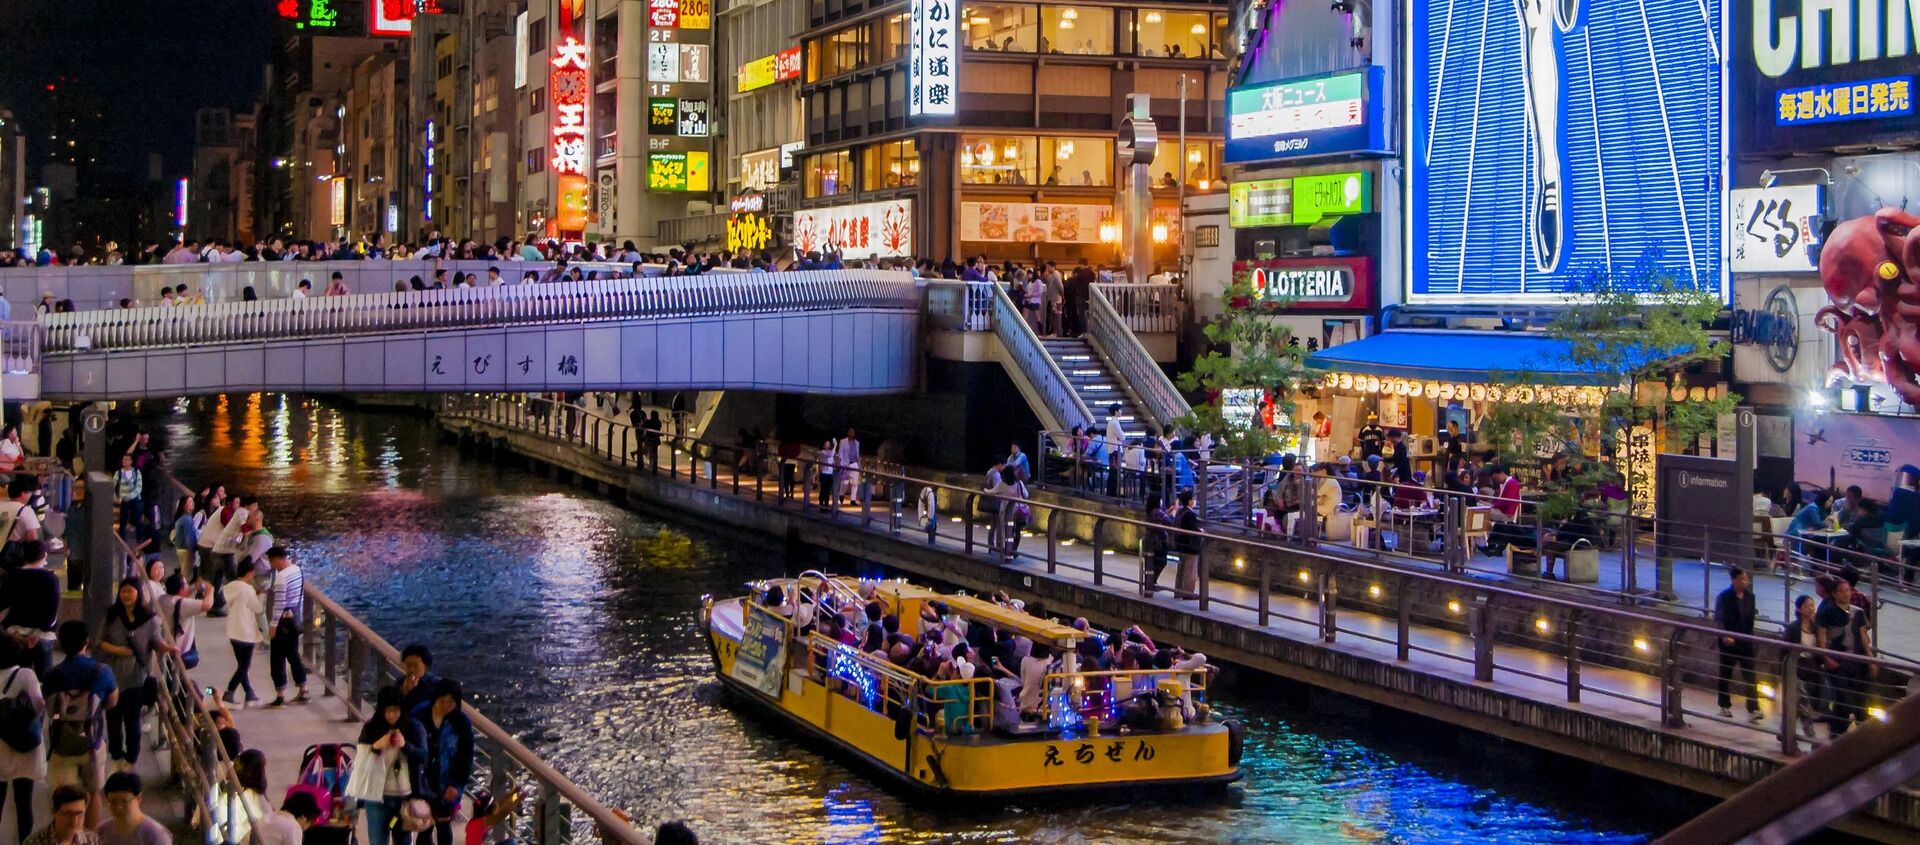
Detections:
[550, 0, 592, 233]
[909, 0, 956, 116]
[1409, 0, 1725, 301]
[1726, 185, 1823, 273]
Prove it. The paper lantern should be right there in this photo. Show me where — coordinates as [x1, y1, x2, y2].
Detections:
[1470, 384, 1487, 401]
[1337, 373, 1353, 390]
[1439, 384, 1456, 401]
[1688, 386, 1706, 402]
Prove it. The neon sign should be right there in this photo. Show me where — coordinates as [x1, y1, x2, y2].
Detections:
[175, 179, 189, 228]
[550, 0, 591, 233]
[278, 0, 341, 30]
[370, 0, 442, 37]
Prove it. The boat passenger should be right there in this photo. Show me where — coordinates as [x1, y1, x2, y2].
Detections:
[1017, 643, 1058, 715]
[932, 661, 974, 735]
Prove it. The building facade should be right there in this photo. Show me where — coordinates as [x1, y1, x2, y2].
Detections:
[792, 0, 1231, 264]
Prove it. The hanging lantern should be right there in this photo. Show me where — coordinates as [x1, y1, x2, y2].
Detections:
[1670, 385, 1688, 403]
[1688, 386, 1706, 402]
[1438, 384, 1456, 401]
[1469, 384, 1487, 402]
[1337, 373, 1353, 390]
[1487, 386, 1505, 402]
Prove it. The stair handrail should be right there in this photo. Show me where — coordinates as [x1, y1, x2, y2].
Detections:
[1087, 286, 1190, 431]
[988, 283, 1093, 433]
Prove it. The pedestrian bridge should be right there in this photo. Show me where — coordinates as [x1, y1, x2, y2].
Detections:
[17, 270, 921, 400]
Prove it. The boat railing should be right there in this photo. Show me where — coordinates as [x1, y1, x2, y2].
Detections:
[1042, 668, 1211, 728]
[804, 632, 923, 717]
[916, 676, 996, 736]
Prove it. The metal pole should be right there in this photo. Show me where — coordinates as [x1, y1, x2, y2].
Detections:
[1177, 74, 1188, 281]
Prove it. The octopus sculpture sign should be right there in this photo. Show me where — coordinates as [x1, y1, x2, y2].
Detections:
[1817, 208, 1920, 405]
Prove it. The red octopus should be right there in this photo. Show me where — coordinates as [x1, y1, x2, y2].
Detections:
[1817, 208, 1920, 405]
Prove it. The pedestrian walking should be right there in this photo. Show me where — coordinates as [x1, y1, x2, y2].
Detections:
[356, 686, 426, 845]
[836, 429, 862, 505]
[419, 679, 475, 845]
[262, 547, 310, 708]
[0, 638, 46, 843]
[1715, 568, 1762, 721]
[220, 565, 265, 706]
[1172, 490, 1202, 599]
[97, 579, 174, 770]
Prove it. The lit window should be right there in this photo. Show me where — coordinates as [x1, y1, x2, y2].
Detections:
[961, 4, 1038, 52]
[1041, 6, 1113, 54]
[959, 135, 1038, 185]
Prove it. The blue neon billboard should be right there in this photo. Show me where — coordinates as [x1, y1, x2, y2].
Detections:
[1408, 0, 1726, 301]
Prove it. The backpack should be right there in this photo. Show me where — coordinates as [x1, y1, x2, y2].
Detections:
[0, 668, 41, 753]
[47, 666, 104, 757]
[286, 743, 355, 825]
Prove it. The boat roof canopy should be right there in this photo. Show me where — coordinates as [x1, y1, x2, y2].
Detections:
[938, 595, 1084, 647]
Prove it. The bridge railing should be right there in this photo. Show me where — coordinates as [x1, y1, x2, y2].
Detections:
[444, 393, 1920, 767]
[1092, 282, 1184, 334]
[40, 270, 920, 353]
[0, 321, 41, 372]
[1086, 286, 1189, 430]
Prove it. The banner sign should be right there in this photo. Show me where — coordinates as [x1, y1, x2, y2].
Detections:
[1734, 0, 1920, 153]
[679, 0, 711, 29]
[1794, 411, 1920, 496]
[793, 200, 914, 258]
[1230, 171, 1371, 228]
[739, 47, 803, 93]
[728, 212, 774, 253]
[1227, 67, 1387, 163]
[960, 202, 1109, 243]
[1727, 185, 1822, 273]
[1232, 257, 1375, 311]
[741, 148, 780, 191]
[728, 604, 790, 698]
[648, 151, 711, 192]
[649, 0, 679, 28]
[1410, 0, 1724, 301]
[909, 0, 957, 116]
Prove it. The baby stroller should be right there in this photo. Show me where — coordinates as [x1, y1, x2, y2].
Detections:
[287, 743, 357, 844]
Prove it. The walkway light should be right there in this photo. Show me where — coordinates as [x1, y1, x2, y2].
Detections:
[1447, 599, 1462, 615]
[1869, 706, 1890, 722]
[1232, 556, 1246, 570]
[1533, 617, 1551, 635]
[1367, 584, 1382, 599]
[1151, 222, 1169, 243]
[1296, 568, 1311, 583]
[1632, 637, 1651, 653]
[1756, 682, 1776, 700]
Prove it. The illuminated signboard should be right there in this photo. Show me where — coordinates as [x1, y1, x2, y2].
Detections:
[1226, 67, 1387, 163]
[649, 0, 679, 28]
[793, 200, 914, 258]
[422, 119, 435, 223]
[649, 43, 679, 83]
[728, 212, 773, 253]
[1735, 0, 1920, 153]
[677, 99, 709, 137]
[741, 148, 780, 190]
[370, 0, 442, 37]
[738, 47, 803, 93]
[277, 0, 342, 31]
[175, 178, 189, 227]
[960, 202, 1110, 243]
[908, 0, 956, 116]
[1409, 0, 1724, 301]
[679, 45, 709, 83]
[329, 178, 347, 227]
[649, 98, 678, 132]
[648, 151, 711, 192]
[1228, 171, 1371, 228]
[680, 0, 711, 29]
[1726, 185, 1823, 273]
[1234, 257, 1376, 310]
[513, 12, 528, 88]
[549, 0, 591, 233]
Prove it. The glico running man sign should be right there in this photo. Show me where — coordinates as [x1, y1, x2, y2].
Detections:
[1409, 0, 1726, 301]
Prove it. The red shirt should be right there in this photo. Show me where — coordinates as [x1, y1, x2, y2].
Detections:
[1494, 477, 1522, 517]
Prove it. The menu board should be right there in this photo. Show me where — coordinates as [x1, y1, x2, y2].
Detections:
[960, 202, 1110, 243]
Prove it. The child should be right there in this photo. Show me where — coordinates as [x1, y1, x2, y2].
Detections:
[464, 788, 522, 845]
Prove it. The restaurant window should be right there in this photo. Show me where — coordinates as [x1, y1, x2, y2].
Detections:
[1157, 141, 1220, 188]
[959, 135, 1037, 184]
[961, 4, 1038, 52]
[1041, 6, 1114, 55]
[1133, 9, 1210, 58]
[1211, 13, 1230, 58]
[805, 149, 854, 197]
[863, 139, 920, 189]
[1038, 137, 1111, 186]
[883, 12, 912, 61]
[809, 24, 874, 81]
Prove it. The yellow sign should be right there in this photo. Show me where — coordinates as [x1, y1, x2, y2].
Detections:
[688, 150, 710, 191]
[728, 213, 772, 253]
[680, 0, 710, 29]
[648, 150, 711, 192]
[738, 55, 778, 93]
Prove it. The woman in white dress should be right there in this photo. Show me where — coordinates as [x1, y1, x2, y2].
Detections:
[0, 658, 45, 842]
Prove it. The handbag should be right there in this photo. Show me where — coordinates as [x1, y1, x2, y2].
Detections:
[172, 600, 200, 670]
[343, 744, 386, 803]
[399, 797, 436, 832]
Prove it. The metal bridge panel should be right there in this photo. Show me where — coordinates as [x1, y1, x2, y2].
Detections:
[505, 330, 546, 389]
[382, 338, 427, 390]
[656, 322, 693, 387]
[423, 335, 468, 392]
[689, 320, 724, 387]
[143, 351, 187, 397]
[342, 341, 387, 390]
[582, 328, 622, 386]
[302, 341, 346, 389]
[620, 324, 658, 387]
[723, 319, 755, 385]
[464, 333, 507, 390]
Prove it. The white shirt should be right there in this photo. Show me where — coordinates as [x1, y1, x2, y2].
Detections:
[0, 439, 22, 464]
[222, 580, 265, 643]
[255, 810, 305, 845]
[4, 499, 38, 541]
[160, 594, 209, 654]
[291, 288, 308, 299]
[1017, 654, 1054, 711]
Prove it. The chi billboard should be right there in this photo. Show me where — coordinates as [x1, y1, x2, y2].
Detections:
[1408, 0, 1726, 301]
[1734, 0, 1918, 154]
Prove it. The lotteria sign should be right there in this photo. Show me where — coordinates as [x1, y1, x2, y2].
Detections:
[1226, 67, 1387, 163]
[1735, 0, 1919, 153]
[1232, 257, 1375, 310]
[1229, 171, 1372, 228]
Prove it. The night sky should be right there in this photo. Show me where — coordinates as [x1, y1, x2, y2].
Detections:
[0, 0, 279, 178]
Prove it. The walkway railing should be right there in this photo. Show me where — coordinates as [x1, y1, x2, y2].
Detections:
[298, 585, 650, 845]
[987, 283, 1093, 433]
[40, 270, 920, 353]
[1, 321, 41, 372]
[1087, 287, 1189, 430]
[1092, 282, 1183, 334]
[443, 393, 1919, 765]
[922, 281, 993, 332]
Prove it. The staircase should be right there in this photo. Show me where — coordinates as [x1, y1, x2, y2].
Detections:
[1041, 337, 1145, 441]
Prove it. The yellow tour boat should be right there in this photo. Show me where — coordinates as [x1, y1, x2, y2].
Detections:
[699, 572, 1244, 798]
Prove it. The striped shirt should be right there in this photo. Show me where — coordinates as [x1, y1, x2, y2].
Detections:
[267, 562, 304, 623]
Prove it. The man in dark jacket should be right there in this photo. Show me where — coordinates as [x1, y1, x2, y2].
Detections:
[1715, 567, 1761, 721]
[418, 678, 475, 844]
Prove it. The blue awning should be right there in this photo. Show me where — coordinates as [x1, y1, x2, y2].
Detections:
[1305, 330, 1635, 386]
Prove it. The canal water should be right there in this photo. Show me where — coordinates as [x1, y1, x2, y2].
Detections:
[158, 395, 1667, 844]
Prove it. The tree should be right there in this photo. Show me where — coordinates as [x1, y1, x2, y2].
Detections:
[1174, 272, 1314, 460]
[1478, 259, 1736, 595]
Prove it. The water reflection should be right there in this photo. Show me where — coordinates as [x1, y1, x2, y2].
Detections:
[156, 395, 1657, 844]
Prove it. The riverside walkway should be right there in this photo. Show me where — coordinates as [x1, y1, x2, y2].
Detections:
[440, 394, 1920, 843]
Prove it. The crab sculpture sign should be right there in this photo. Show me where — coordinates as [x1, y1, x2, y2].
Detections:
[1817, 208, 1920, 405]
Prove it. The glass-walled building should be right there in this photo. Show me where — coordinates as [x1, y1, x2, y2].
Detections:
[792, 0, 1230, 264]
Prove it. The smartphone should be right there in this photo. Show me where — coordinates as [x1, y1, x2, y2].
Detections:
[203, 686, 215, 697]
